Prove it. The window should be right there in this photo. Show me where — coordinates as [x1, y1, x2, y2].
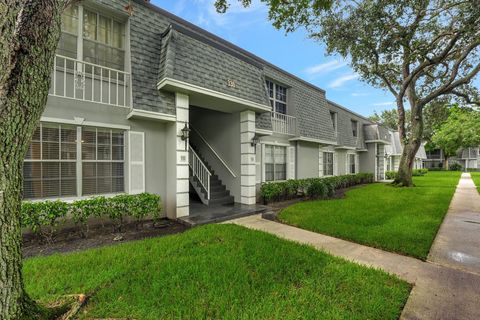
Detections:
[330, 111, 337, 132]
[82, 127, 125, 195]
[57, 5, 78, 58]
[23, 123, 125, 200]
[348, 154, 356, 174]
[24, 124, 77, 199]
[323, 152, 334, 176]
[83, 10, 125, 70]
[266, 80, 287, 114]
[351, 120, 358, 137]
[265, 145, 287, 181]
[58, 5, 126, 70]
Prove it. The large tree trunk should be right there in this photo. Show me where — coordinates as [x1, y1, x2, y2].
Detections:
[0, 1, 67, 318]
[394, 99, 423, 187]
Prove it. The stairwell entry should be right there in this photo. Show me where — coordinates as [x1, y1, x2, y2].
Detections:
[189, 143, 234, 206]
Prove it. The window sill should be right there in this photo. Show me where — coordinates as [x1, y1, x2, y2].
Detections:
[23, 192, 126, 203]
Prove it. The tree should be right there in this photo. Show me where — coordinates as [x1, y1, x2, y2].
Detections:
[369, 108, 411, 131]
[216, 0, 480, 186]
[432, 106, 480, 168]
[0, 1, 75, 318]
[369, 101, 450, 143]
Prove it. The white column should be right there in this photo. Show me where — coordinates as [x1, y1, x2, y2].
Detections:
[240, 110, 256, 205]
[175, 93, 190, 217]
[166, 93, 190, 219]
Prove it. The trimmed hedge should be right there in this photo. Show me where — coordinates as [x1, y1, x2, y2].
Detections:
[385, 168, 428, 180]
[260, 173, 374, 203]
[21, 193, 162, 240]
[449, 163, 463, 171]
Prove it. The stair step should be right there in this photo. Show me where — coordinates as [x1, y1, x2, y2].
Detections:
[208, 195, 234, 205]
[210, 190, 230, 198]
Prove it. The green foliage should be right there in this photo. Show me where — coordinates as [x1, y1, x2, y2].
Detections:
[260, 173, 374, 203]
[432, 106, 480, 158]
[24, 224, 410, 320]
[279, 172, 461, 259]
[21, 193, 162, 239]
[21, 200, 69, 241]
[387, 169, 428, 180]
[449, 163, 463, 171]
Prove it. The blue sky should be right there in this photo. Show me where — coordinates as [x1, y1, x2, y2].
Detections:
[150, 0, 403, 117]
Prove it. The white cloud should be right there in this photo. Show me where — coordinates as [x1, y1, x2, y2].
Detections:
[352, 92, 369, 97]
[373, 101, 396, 107]
[329, 74, 359, 88]
[305, 60, 347, 75]
[194, 0, 267, 28]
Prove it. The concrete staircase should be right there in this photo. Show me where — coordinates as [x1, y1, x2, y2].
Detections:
[189, 145, 234, 206]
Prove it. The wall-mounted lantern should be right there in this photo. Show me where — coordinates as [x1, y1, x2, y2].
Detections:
[251, 135, 260, 148]
[181, 123, 191, 150]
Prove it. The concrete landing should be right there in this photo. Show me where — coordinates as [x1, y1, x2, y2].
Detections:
[179, 202, 267, 226]
[428, 173, 480, 275]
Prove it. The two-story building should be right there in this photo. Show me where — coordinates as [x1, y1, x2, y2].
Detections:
[23, 0, 391, 220]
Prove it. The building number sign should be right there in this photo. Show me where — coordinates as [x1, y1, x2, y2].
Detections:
[227, 79, 237, 88]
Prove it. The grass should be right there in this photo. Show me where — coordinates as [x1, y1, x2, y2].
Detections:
[279, 171, 461, 260]
[471, 172, 480, 192]
[24, 224, 410, 320]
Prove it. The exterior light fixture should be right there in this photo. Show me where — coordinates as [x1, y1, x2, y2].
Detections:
[181, 123, 191, 150]
[251, 135, 260, 148]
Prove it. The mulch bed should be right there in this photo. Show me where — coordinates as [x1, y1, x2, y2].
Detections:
[22, 219, 188, 258]
[262, 184, 364, 220]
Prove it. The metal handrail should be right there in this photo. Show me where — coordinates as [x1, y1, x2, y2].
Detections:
[189, 145, 211, 200]
[190, 126, 237, 178]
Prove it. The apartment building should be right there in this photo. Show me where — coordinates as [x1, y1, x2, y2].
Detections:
[23, 0, 392, 219]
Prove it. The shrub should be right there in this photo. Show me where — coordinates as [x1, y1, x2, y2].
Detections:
[260, 173, 374, 203]
[21, 200, 69, 242]
[449, 163, 463, 171]
[385, 171, 398, 180]
[22, 193, 162, 238]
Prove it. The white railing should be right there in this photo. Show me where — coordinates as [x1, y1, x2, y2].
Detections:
[189, 145, 211, 200]
[49, 54, 130, 107]
[190, 126, 237, 178]
[271, 111, 296, 135]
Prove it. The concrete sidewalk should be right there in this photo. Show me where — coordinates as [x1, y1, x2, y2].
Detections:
[227, 173, 480, 319]
[428, 173, 480, 274]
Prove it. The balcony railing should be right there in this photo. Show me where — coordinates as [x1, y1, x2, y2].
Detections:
[271, 111, 296, 135]
[49, 55, 131, 107]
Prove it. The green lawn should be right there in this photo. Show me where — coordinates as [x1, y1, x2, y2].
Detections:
[279, 171, 461, 260]
[24, 224, 410, 320]
[471, 172, 480, 192]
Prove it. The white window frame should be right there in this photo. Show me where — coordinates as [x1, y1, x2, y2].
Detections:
[348, 153, 357, 174]
[263, 143, 288, 182]
[266, 80, 288, 115]
[23, 122, 126, 200]
[59, 4, 127, 71]
[330, 111, 337, 136]
[323, 151, 334, 176]
[351, 120, 358, 138]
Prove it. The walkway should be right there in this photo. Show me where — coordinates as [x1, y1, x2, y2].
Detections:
[428, 173, 480, 274]
[227, 173, 480, 319]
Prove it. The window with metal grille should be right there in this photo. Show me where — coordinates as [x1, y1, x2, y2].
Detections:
[323, 152, 334, 176]
[266, 80, 287, 114]
[23, 123, 77, 199]
[265, 145, 287, 181]
[23, 123, 124, 200]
